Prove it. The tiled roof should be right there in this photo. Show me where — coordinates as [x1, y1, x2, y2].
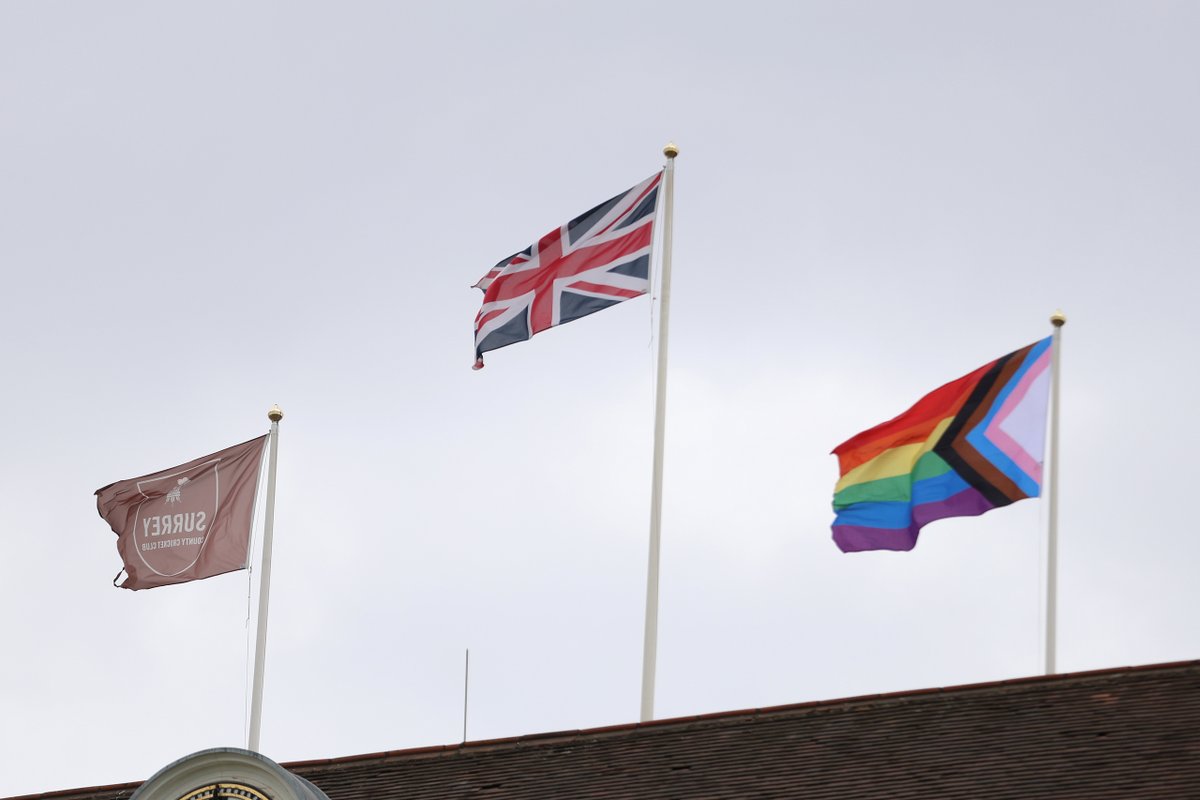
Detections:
[12, 660, 1200, 800]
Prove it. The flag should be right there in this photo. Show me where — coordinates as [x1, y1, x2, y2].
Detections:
[96, 435, 268, 589]
[471, 171, 662, 368]
[831, 337, 1053, 552]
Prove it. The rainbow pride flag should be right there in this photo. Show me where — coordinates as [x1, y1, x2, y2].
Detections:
[831, 337, 1053, 552]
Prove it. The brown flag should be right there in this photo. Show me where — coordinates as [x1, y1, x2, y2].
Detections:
[96, 435, 268, 590]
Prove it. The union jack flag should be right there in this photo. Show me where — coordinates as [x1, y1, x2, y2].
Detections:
[472, 171, 662, 369]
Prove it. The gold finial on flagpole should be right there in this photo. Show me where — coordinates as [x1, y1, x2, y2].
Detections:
[663, 141, 679, 159]
[1050, 309, 1067, 328]
[268, 404, 284, 422]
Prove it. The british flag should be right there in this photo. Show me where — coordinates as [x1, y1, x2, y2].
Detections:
[472, 171, 662, 368]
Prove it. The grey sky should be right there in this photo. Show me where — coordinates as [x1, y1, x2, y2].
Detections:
[2, 1, 1198, 794]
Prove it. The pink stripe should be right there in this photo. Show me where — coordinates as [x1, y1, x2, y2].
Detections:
[985, 350, 1050, 484]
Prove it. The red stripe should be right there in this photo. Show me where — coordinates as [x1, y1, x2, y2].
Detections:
[569, 281, 643, 299]
[476, 308, 508, 330]
[832, 360, 995, 474]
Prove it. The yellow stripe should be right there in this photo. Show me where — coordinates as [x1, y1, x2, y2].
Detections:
[835, 417, 954, 493]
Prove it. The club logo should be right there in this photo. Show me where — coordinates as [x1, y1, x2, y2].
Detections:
[131, 460, 221, 578]
[165, 477, 190, 504]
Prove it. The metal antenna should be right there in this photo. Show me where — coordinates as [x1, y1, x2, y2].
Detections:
[463, 648, 470, 742]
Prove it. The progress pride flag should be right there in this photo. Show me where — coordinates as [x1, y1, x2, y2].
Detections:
[96, 436, 267, 590]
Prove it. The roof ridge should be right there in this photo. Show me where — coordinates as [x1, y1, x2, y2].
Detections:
[8, 659, 1196, 799]
[283, 658, 1200, 770]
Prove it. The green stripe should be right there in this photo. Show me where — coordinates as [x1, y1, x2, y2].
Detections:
[912, 451, 952, 481]
[833, 452, 953, 510]
[834, 474, 912, 509]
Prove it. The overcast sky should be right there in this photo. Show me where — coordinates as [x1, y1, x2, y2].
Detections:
[2, 1, 1198, 795]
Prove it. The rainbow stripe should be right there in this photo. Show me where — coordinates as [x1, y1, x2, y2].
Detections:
[831, 337, 1053, 552]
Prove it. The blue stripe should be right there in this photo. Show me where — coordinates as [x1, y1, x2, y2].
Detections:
[912, 469, 970, 505]
[832, 501, 913, 530]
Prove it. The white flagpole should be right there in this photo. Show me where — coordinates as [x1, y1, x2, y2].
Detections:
[248, 404, 283, 752]
[641, 142, 678, 722]
[1045, 311, 1065, 675]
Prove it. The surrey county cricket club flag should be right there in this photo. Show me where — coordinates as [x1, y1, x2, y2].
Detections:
[95, 436, 268, 590]
[471, 171, 662, 368]
[830, 337, 1053, 553]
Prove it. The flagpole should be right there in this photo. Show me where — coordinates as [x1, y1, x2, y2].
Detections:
[1045, 311, 1065, 675]
[641, 142, 678, 722]
[248, 404, 283, 752]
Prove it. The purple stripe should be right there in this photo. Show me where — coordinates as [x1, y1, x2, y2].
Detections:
[832, 525, 918, 553]
[832, 487, 997, 553]
[912, 486, 995, 528]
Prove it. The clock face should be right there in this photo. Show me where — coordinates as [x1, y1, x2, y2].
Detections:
[176, 784, 272, 800]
